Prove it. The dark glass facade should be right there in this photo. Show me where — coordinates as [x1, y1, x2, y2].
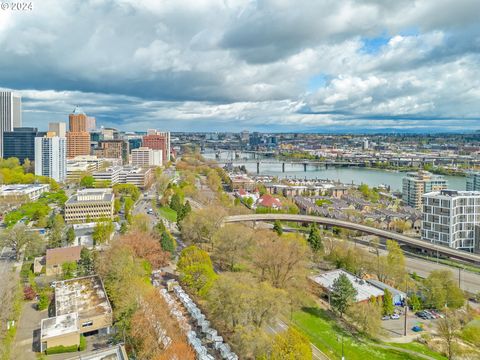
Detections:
[3, 127, 44, 163]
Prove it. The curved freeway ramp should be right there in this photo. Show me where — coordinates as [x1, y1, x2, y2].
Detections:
[224, 214, 480, 265]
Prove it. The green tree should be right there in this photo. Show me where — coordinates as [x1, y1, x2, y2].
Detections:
[113, 198, 121, 214]
[273, 220, 283, 236]
[330, 273, 357, 317]
[48, 214, 65, 248]
[348, 299, 382, 337]
[119, 221, 128, 235]
[92, 220, 114, 246]
[409, 293, 422, 311]
[79, 175, 95, 188]
[423, 270, 465, 309]
[386, 240, 406, 286]
[269, 327, 312, 360]
[177, 246, 217, 296]
[160, 231, 175, 254]
[0, 223, 43, 260]
[66, 227, 75, 245]
[61, 261, 78, 279]
[78, 248, 94, 276]
[307, 223, 323, 253]
[382, 289, 395, 316]
[169, 193, 182, 213]
[437, 310, 461, 360]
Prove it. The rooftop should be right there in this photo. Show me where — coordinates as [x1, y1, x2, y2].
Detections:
[423, 189, 480, 198]
[65, 345, 128, 360]
[0, 183, 49, 194]
[46, 246, 82, 266]
[66, 188, 114, 204]
[310, 269, 384, 302]
[54, 275, 112, 318]
[41, 312, 78, 340]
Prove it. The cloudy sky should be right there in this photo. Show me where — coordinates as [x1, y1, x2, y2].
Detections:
[1, 0, 479, 133]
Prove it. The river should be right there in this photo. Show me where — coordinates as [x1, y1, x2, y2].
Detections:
[202, 150, 467, 192]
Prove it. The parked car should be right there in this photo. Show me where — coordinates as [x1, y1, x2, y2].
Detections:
[430, 310, 444, 319]
[423, 310, 435, 320]
[391, 314, 401, 320]
[412, 325, 423, 332]
[415, 311, 428, 319]
[382, 315, 391, 320]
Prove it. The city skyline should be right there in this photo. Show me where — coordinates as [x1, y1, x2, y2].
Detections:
[1, 0, 479, 133]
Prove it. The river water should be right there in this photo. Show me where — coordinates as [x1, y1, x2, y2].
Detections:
[202, 150, 467, 192]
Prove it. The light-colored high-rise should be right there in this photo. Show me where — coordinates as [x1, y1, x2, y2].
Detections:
[48, 122, 67, 138]
[422, 189, 480, 252]
[402, 171, 447, 209]
[466, 172, 480, 192]
[131, 147, 162, 167]
[0, 91, 22, 158]
[35, 133, 67, 182]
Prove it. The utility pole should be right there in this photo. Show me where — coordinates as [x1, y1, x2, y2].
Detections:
[404, 279, 408, 336]
[458, 267, 461, 288]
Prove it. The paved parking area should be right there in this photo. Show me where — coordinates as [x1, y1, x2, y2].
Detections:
[382, 311, 437, 338]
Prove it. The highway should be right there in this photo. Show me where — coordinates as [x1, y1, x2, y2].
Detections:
[224, 214, 480, 265]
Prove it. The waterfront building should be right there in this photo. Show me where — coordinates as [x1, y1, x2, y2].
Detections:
[34, 133, 67, 182]
[466, 172, 480, 191]
[64, 188, 114, 223]
[3, 127, 44, 163]
[402, 171, 447, 209]
[131, 147, 162, 167]
[0, 91, 22, 158]
[48, 122, 67, 138]
[142, 130, 170, 162]
[422, 190, 480, 252]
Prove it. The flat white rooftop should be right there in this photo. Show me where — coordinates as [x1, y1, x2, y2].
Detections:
[41, 312, 78, 339]
[310, 269, 384, 302]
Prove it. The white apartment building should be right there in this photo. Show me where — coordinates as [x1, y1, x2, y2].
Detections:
[0, 91, 22, 158]
[34, 134, 67, 183]
[422, 190, 480, 252]
[131, 147, 162, 167]
[64, 188, 114, 223]
[92, 166, 153, 189]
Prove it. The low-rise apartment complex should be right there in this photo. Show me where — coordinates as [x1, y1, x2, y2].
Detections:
[64, 188, 114, 223]
[422, 190, 480, 252]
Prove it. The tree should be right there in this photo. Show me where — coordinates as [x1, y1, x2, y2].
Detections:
[382, 289, 394, 316]
[169, 193, 182, 213]
[252, 231, 309, 289]
[22, 158, 33, 173]
[66, 227, 75, 245]
[269, 327, 312, 360]
[348, 299, 382, 337]
[180, 206, 226, 246]
[307, 223, 323, 253]
[119, 221, 128, 235]
[130, 213, 151, 233]
[78, 248, 94, 276]
[273, 220, 283, 236]
[437, 310, 461, 360]
[113, 198, 121, 214]
[386, 240, 406, 286]
[330, 273, 357, 317]
[423, 270, 465, 309]
[160, 231, 175, 254]
[409, 293, 422, 311]
[0, 223, 43, 261]
[120, 231, 170, 269]
[48, 214, 65, 248]
[92, 220, 114, 246]
[212, 224, 253, 271]
[61, 261, 77, 279]
[177, 246, 216, 296]
[79, 175, 95, 188]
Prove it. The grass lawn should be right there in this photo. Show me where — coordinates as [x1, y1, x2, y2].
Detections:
[158, 206, 177, 222]
[293, 307, 445, 360]
[386, 342, 447, 360]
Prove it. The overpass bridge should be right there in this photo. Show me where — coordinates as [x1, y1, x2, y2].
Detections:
[224, 214, 480, 265]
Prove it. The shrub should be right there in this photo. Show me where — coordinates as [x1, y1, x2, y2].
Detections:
[23, 286, 36, 300]
[37, 292, 50, 311]
[45, 343, 79, 355]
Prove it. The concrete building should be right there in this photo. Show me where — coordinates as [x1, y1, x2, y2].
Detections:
[422, 190, 480, 252]
[48, 122, 67, 138]
[35, 133, 67, 183]
[93, 140, 129, 164]
[45, 246, 82, 276]
[66, 161, 97, 183]
[0, 91, 22, 158]
[65, 345, 128, 360]
[92, 166, 153, 189]
[3, 127, 44, 163]
[466, 172, 480, 191]
[40, 275, 113, 352]
[142, 130, 170, 163]
[64, 188, 114, 223]
[402, 171, 447, 209]
[131, 146, 162, 167]
[0, 184, 50, 202]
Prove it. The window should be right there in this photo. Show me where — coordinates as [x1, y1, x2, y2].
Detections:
[82, 321, 93, 327]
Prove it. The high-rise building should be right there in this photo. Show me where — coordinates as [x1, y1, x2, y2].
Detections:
[466, 172, 480, 191]
[35, 133, 67, 182]
[131, 147, 162, 167]
[49, 122, 67, 138]
[422, 190, 480, 252]
[93, 140, 129, 164]
[3, 127, 44, 163]
[67, 131, 91, 158]
[69, 107, 89, 132]
[0, 91, 22, 158]
[142, 130, 170, 163]
[402, 171, 447, 209]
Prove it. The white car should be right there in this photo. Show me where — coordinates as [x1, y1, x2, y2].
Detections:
[391, 314, 400, 320]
